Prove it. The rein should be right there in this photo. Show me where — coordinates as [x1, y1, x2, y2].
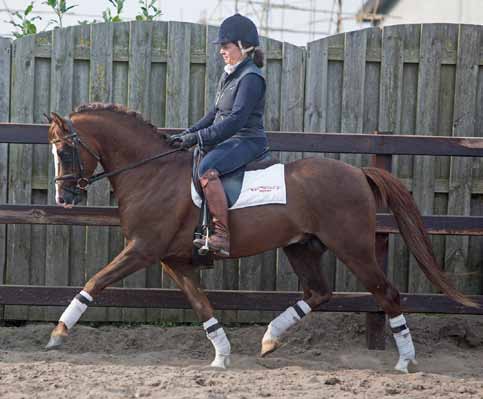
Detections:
[51, 118, 183, 190]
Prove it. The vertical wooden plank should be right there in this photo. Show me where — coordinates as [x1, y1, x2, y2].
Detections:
[5, 35, 35, 320]
[279, 42, 305, 156]
[382, 25, 419, 292]
[165, 21, 190, 127]
[378, 26, 404, 135]
[392, 26, 421, 292]
[363, 29, 381, 133]
[161, 21, 191, 322]
[304, 38, 328, 134]
[43, 27, 74, 321]
[29, 190, 46, 321]
[107, 22, 130, 323]
[445, 25, 481, 294]
[30, 54, 51, 321]
[83, 22, 113, 322]
[433, 60, 456, 275]
[408, 24, 455, 294]
[189, 23, 206, 126]
[378, 25, 402, 296]
[364, 29, 384, 346]
[274, 42, 305, 297]
[145, 21, 168, 323]
[0, 37, 11, 321]
[120, 21, 154, 323]
[69, 25, 91, 299]
[149, 24, 167, 126]
[336, 28, 367, 292]
[322, 33, 345, 291]
[205, 25, 224, 113]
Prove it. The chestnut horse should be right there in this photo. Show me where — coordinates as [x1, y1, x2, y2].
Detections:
[45, 103, 475, 372]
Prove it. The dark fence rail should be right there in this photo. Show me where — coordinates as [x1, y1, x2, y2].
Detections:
[0, 205, 482, 235]
[0, 123, 482, 350]
[1, 286, 483, 315]
[1, 123, 483, 156]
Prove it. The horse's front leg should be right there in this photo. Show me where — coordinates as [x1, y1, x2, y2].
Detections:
[45, 241, 155, 349]
[162, 262, 231, 368]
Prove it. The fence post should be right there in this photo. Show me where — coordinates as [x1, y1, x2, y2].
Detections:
[366, 130, 392, 350]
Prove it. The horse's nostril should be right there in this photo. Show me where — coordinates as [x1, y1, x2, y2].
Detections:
[58, 197, 65, 204]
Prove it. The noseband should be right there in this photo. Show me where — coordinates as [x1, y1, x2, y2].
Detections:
[50, 118, 183, 191]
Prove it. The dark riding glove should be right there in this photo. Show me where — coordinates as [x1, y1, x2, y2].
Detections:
[166, 129, 190, 146]
[172, 132, 198, 149]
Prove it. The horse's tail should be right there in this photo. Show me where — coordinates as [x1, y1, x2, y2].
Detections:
[362, 166, 478, 308]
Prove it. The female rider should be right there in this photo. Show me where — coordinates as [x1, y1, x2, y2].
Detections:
[168, 13, 268, 257]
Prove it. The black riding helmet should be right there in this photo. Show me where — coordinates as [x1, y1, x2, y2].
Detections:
[213, 13, 260, 47]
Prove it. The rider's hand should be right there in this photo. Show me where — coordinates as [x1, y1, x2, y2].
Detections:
[166, 129, 190, 146]
[171, 132, 198, 149]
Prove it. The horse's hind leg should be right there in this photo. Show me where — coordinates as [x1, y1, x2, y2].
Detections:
[324, 230, 417, 373]
[162, 262, 231, 368]
[261, 238, 332, 357]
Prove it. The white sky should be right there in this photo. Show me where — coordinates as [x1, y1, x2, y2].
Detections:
[0, 0, 371, 46]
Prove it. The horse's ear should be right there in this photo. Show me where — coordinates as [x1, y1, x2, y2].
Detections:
[50, 112, 68, 131]
[43, 113, 53, 124]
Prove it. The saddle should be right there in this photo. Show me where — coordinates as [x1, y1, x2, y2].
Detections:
[192, 146, 274, 207]
[191, 146, 274, 268]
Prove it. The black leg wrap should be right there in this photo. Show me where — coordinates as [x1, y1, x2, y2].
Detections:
[206, 322, 222, 334]
[292, 303, 307, 319]
[391, 324, 408, 334]
[75, 293, 92, 305]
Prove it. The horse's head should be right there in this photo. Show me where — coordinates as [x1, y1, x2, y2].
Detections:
[47, 112, 100, 207]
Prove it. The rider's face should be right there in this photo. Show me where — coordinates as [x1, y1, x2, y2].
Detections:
[219, 43, 242, 65]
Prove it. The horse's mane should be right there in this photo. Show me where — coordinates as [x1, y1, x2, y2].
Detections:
[72, 103, 161, 137]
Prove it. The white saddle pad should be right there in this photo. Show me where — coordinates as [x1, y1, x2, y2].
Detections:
[191, 163, 286, 210]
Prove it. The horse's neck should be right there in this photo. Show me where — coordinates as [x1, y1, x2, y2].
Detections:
[75, 112, 178, 196]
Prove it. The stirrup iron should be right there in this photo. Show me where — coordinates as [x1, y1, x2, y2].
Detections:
[198, 227, 210, 255]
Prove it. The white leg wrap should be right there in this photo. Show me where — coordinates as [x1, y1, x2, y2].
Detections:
[263, 300, 311, 343]
[59, 290, 93, 330]
[390, 314, 417, 373]
[203, 317, 231, 368]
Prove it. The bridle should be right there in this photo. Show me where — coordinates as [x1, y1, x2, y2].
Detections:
[50, 118, 183, 191]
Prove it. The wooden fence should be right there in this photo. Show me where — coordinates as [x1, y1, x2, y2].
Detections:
[0, 21, 482, 324]
[1, 125, 483, 349]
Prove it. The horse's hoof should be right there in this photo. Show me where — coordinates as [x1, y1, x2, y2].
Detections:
[210, 354, 230, 369]
[45, 335, 65, 350]
[394, 357, 418, 374]
[260, 339, 281, 357]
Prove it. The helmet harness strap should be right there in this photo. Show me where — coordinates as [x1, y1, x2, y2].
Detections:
[237, 40, 255, 56]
